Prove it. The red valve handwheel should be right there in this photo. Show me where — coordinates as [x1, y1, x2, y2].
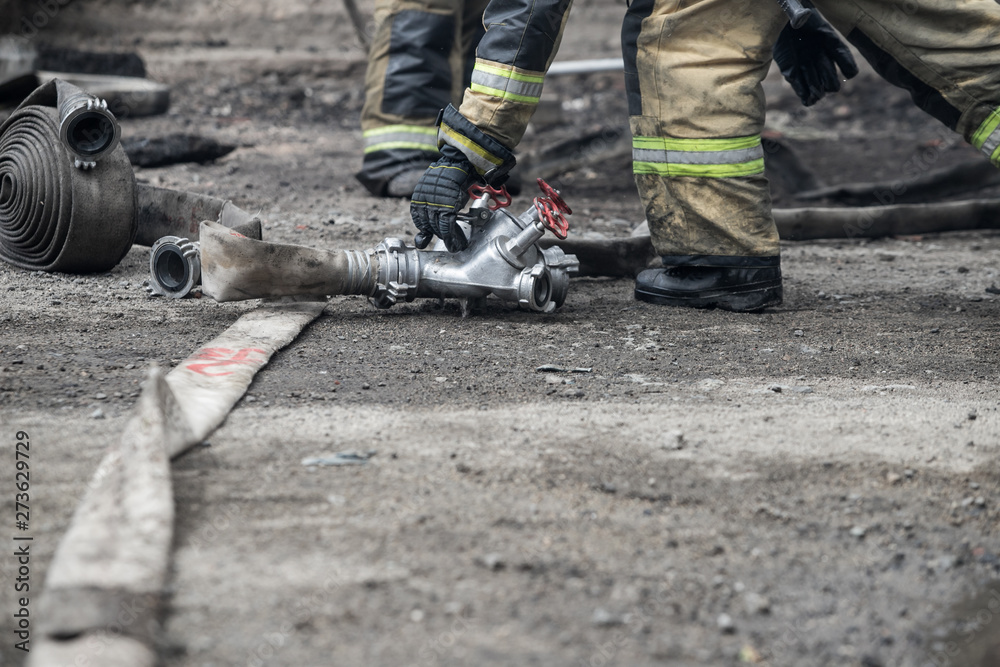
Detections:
[534, 197, 569, 240]
[468, 184, 512, 210]
[536, 178, 572, 215]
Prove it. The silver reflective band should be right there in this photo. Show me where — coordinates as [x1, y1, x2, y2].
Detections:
[363, 127, 438, 152]
[471, 68, 544, 101]
[981, 126, 1000, 162]
[632, 145, 764, 166]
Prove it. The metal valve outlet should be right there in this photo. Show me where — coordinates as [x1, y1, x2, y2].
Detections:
[368, 179, 579, 313]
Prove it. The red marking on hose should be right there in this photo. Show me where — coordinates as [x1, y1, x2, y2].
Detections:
[186, 347, 267, 376]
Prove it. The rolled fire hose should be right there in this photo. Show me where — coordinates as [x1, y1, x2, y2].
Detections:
[0, 78, 136, 272]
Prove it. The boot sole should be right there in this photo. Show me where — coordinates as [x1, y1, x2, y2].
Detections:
[634, 282, 783, 313]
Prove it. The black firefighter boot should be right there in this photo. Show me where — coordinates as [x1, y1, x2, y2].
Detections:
[634, 262, 783, 312]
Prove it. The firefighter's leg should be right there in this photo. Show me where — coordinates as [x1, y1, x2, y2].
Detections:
[623, 0, 787, 311]
[813, 0, 1000, 169]
[458, 0, 488, 91]
[357, 0, 474, 197]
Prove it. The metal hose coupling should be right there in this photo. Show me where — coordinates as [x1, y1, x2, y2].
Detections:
[148, 236, 201, 298]
[55, 79, 121, 169]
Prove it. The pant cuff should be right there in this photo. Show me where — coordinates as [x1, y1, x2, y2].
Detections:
[356, 148, 438, 196]
[660, 255, 780, 268]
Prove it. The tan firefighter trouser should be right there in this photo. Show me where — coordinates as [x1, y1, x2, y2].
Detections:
[623, 0, 1000, 265]
[357, 0, 488, 195]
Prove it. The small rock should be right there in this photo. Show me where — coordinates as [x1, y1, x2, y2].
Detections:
[95, 392, 107, 400]
[886, 472, 902, 485]
[361, 383, 371, 390]
[936, 555, 957, 572]
[790, 386, 813, 394]
[435, 376, 447, 383]
[478, 553, 505, 571]
[717, 613, 736, 634]
[968, 411, 977, 421]
[850, 526, 867, 539]
[592, 608, 625, 627]
[744, 592, 771, 615]
[975, 497, 986, 507]
[90, 408, 105, 419]
[662, 430, 684, 450]
[410, 609, 425, 623]
[793, 329, 804, 337]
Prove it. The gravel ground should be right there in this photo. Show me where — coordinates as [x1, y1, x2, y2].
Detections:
[1, 1, 999, 666]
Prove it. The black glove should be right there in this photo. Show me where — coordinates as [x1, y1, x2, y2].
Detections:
[773, 9, 859, 107]
[410, 104, 516, 252]
[410, 144, 478, 252]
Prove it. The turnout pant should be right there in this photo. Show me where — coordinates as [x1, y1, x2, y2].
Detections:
[357, 0, 488, 196]
[622, 0, 1000, 266]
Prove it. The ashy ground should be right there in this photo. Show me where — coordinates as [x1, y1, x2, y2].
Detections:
[1, 1, 999, 666]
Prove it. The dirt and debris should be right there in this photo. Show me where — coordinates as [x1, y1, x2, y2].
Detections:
[1, 1, 999, 666]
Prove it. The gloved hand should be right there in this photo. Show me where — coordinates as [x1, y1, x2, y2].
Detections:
[773, 9, 859, 107]
[410, 104, 516, 252]
[410, 144, 479, 252]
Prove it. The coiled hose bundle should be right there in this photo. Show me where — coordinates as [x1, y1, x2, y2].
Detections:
[0, 78, 137, 272]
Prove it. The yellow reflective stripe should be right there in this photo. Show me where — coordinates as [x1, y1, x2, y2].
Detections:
[474, 62, 545, 84]
[470, 82, 540, 104]
[972, 109, 1000, 165]
[363, 142, 438, 154]
[633, 159, 765, 178]
[972, 110, 1000, 150]
[470, 62, 544, 104]
[363, 125, 439, 154]
[412, 200, 456, 209]
[632, 134, 764, 177]
[439, 124, 502, 175]
[632, 135, 762, 152]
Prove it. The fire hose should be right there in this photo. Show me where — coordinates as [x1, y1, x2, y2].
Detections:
[0, 78, 263, 276]
[0, 78, 136, 272]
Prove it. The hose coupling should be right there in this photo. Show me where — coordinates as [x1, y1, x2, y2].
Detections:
[148, 236, 201, 298]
